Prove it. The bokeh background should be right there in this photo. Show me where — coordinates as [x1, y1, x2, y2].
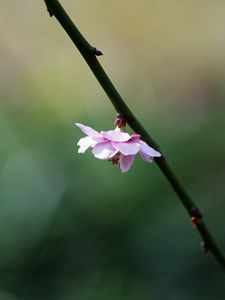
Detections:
[1, 1, 225, 299]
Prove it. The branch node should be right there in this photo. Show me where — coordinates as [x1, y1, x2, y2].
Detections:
[44, 0, 54, 17]
[201, 241, 210, 253]
[191, 207, 203, 228]
[93, 47, 103, 56]
[47, 7, 54, 17]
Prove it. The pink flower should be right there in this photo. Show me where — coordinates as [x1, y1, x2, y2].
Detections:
[75, 123, 161, 172]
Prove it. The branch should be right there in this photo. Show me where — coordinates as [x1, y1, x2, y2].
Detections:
[43, 0, 225, 271]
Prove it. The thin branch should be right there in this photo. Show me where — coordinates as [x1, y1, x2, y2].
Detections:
[43, 0, 225, 271]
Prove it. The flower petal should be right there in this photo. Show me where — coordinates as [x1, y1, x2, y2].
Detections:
[112, 141, 140, 155]
[139, 151, 153, 163]
[140, 141, 161, 157]
[130, 133, 141, 141]
[77, 136, 96, 153]
[100, 130, 131, 142]
[119, 154, 135, 172]
[75, 123, 102, 138]
[92, 142, 118, 160]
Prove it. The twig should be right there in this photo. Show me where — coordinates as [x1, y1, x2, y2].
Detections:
[43, 0, 225, 271]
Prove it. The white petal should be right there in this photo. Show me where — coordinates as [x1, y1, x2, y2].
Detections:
[140, 141, 161, 157]
[75, 123, 102, 138]
[92, 142, 118, 160]
[77, 136, 96, 153]
[112, 141, 140, 155]
[100, 130, 131, 142]
[119, 155, 135, 172]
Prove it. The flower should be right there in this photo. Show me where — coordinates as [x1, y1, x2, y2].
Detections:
[75, 123, 161, 172]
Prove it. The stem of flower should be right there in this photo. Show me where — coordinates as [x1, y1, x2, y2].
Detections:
[43, 0, 225, 271]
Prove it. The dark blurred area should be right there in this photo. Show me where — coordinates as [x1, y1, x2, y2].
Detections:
[0, 1, 225, 299]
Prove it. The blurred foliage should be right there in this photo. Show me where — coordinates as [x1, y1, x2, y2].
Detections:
[0, 1, 225, 299]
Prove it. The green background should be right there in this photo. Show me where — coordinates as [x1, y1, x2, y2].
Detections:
[0, 1, 225, 299]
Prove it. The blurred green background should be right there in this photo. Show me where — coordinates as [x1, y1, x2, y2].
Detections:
[1, 1, 225, 299]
